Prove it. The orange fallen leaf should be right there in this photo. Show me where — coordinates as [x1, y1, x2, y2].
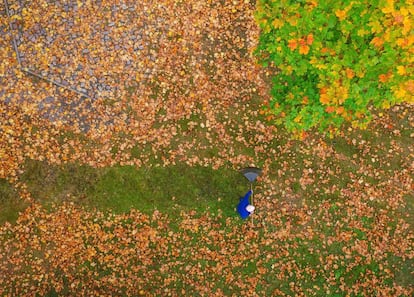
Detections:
[345, 68, 355, 79]
[288, 39, 298, 50]
[306, 33, 314, 45]
[371, 36, 384, 48]
[325, 106, 335, 113]
[299, 44, 310, 55]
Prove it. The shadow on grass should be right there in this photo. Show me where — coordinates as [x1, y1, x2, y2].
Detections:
[0, 160, 248, 223]
[90, 164, 247, 216]
[0, 179, 28, 224]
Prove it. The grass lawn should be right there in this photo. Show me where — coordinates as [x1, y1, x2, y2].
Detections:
[0, 0, 413, 295]
[1, 104, 413, 296]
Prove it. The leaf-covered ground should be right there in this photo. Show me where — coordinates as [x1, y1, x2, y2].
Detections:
[1, 0, 413, 296]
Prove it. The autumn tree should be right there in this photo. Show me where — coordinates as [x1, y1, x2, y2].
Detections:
[255, 0, 413, 136]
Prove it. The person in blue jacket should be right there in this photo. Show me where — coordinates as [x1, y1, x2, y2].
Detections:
[237, 190, 255, 219]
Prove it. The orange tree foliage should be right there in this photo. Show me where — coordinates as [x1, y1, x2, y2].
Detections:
[255, 0, 414, 135]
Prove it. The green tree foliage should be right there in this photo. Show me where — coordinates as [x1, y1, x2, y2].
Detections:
[255, 0, 413, 136]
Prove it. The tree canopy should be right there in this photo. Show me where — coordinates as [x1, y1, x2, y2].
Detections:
[255, 0, 413, 136]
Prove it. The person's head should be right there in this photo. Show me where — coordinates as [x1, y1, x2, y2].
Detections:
[246, 205, 255, 213]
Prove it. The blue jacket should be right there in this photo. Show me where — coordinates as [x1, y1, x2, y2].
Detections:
[237, 190, 252, 219]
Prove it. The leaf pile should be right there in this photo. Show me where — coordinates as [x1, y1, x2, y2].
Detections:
[1, 0, 268, 181]
[0, 185, 412, 296]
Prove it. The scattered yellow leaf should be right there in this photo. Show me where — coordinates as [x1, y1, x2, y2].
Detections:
[397, 66, 406, 75]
